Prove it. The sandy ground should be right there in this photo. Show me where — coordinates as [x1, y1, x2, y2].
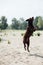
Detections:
[0, 30, 43, 65]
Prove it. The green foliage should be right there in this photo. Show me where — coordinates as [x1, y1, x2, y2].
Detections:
[0, 16, 43, 30]
[37, 16, 43, 29]
[11, 18, 20, 29]
[34, 16, 43, 30]
[11, 18, 27, 30]
[11, 16, 43, 30]
[20, 21, 27, 30]
[33, 17, 39, 27]
[0, 16, 8, 30]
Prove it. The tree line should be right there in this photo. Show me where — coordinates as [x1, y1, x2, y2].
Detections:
[0, 16, 43, 30]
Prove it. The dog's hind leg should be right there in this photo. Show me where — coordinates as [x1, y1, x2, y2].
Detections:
[24, 43, 26, 50]
[27, 38, 30, 52]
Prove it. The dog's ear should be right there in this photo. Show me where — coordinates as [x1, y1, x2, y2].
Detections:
[26, 18, 29, 21]
[26, 17, 32, 21]
[32, 17, 34, 21]
[25, 17, 34, 26]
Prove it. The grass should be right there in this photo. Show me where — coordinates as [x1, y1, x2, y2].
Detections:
[37, 32, 41, 36]
[13, 34, 15, 36]
[21, 33, 24, 36]
[4, 33, 7, 35]
[33, 31, 41, 36]
[0, 38, 2, 42]
[0, 35, 2, 36]
[8, 40, 11, 44]
[21, 31, 41, 37]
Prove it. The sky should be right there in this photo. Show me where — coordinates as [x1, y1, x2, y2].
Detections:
[0, 0, 43, 24]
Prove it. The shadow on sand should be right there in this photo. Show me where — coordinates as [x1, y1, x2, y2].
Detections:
[29, 53, 43, 58]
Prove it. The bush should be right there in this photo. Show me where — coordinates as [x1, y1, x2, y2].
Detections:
[37, 32, 41, 36]
[21, 33, 24, 36]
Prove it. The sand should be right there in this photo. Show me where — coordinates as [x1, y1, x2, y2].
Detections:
[0, 30, 43, 65]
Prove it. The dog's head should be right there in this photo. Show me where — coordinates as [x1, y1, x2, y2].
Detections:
[26, 17, 34, 26]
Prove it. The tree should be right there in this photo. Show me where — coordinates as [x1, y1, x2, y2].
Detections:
[33, 16, 39, 28]
[19, 18, 27, 30]
[11, 17, 27, 30]
[0, 16, 8, 29]
[37, 16, 43, 29]
[20, 21, 27, 30]
[34, 16, 43, 30]
[11, 18, 20, 29]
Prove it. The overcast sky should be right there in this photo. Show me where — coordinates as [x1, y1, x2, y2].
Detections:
[0, 0, 43, 24]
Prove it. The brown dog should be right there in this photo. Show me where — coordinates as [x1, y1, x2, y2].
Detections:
[23, 17, 36, 52]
